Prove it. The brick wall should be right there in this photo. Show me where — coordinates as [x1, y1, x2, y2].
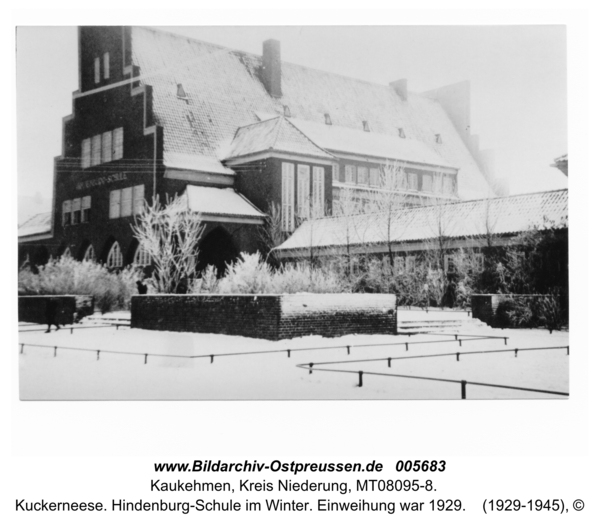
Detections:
[131, 294, 396, 340]
[18, 295, 94, 325]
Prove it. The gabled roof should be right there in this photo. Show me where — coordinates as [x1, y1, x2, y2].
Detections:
[18, 212, 52, 238]
[130, 27, 492, 198]
[185, 185, 264, 223]
[274, 189, 568, 253]
[220, 116, 334, 162]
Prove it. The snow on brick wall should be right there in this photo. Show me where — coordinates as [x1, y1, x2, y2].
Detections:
[131, 294, 397, 340]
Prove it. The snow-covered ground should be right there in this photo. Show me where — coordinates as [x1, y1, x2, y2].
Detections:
[18, 322, 568, 400]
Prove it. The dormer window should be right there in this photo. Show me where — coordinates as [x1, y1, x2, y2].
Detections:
[176, 84, 188, 99]
[363, 120, 370, 132]
[435, 133, 442, 144]
[283, 105, 291, 118]
[324, 113, 332, 125]
[398, 128, 406, 138]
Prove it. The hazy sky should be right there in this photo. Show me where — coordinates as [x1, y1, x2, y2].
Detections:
[16, 25, 568, 204]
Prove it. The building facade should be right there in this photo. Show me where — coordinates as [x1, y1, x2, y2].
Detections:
[19, 26, 501, 271]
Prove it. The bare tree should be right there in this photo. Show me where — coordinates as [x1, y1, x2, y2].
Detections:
[131, 194, 205, 294]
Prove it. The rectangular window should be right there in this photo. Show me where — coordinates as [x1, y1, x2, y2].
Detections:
[405, 256, 416, 273]
[81, 138, 91, 169]
[344, 164, 356, 184]
[393, 256, 405, 274]
[62, 200, 72, 226]
[312, 166, 325, 217]
[94, 57, 100, 84]
[103, 52, 110, 79]
[422, 174, 433, 192]
[357, 166, 368, 185]
[474, 253, 484, 272]
[112, 127, 124, 160]
[408, 172, 419, 191]
[332, 164, 340, 182]
[71, 198, 82, 225]
[281, 162, 295, 232]
[109, 189, 121, 219]
[91, 135, 102, 166]
[443, 175, 455, 195]
[297, 165, 310, 218]
[82, 196, 91, 223]
[102, 131, 112, 164]
[133, 185, 145, 215]
[433, 173, 443, 193]
[120, 187, 133, 217]
[369, 167, 380, 187]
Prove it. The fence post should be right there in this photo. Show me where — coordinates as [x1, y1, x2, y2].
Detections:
[459, 339, 462, 347]
[70, 327, 73, 334]
[20, 344, 24, 354]
[309, 363, 313, 374]
[504, 337, 507, 346]
[96, 350, 100, 361]
[54, 346, 57, 358]
[405, 343, 409, 351]
[456, 352, 460, 361]
[210, 355, 214, 364]
[461, 380, 467, 399]
[567, 346, 569, 356]
[144, 354, 148, 364]
[514, 348, 518, 357]
[358, 371, 363, 387]
[347, 345, 351, 355]
[388, 358, 391, 368]
[287, 349, 291, 358]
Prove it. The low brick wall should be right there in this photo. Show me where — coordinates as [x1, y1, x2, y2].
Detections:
[131, 294, 397, 340]
[471, 295, 500, 325]
[471, 294, 551, 327]
[18, 295, 94, 325]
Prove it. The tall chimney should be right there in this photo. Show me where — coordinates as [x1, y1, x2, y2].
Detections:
[262, 39, 282, 98]
[390, 79, 408, 100]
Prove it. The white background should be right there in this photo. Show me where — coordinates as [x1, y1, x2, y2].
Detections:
[4, 2, 598, 523]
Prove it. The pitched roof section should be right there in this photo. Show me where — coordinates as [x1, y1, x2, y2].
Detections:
[274, 189, 568, 253]
[220, 116, 334, 162]
[130, 27, 492, 197]
[287, 117, 454, 168]
[18, 212, 52, 238]
[185, 185, 264, 222]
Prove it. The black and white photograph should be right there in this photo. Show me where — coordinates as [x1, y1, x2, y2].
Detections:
[16, 24, 569, 401]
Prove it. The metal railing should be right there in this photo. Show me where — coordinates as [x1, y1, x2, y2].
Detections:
[296, 345, 569, 399]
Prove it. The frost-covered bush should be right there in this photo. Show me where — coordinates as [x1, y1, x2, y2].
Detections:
[193, 253, 350, 295]
[18, 257, 141, 313]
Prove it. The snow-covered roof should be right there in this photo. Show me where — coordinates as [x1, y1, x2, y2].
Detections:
[163, 152, 235, 175]
[286, 117, 454, 168]
[274, 189, 568, 253]
[220, 116, 334, 162]
[130, 26, 493, 198]
[18, 212, 52, 238]
[185, 185, 264, 222]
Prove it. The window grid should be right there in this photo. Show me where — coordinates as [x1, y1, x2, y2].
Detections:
[332, 164, 339, 182]
[83, 244, 96, 262]
[120, 187, 133, 217]
[71, 198, 82, 225]
[134, 245, 152, 266]
[422, 174, 433, 192]
[297, 165, 310, 219]
[82, 196, 91, 223]
[81, 138, 91, 169]
[357, 166, 368, 185]
[94, 57, 100, 84]
[312, 166, 325, 216]
[109, 190, 121, 219]
[62, 201, 72, 226]
[102, 131, 112, 164]
[369, 168, 380, 187]
[91, 135, 102, 166]
[281, 163, 295, 232]
[133, 185, 145, 215]
[344, 165, 357, 184]
[106, 242, 123, 268]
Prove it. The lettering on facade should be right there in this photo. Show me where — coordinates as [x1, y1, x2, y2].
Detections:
[75, 172, 128, 191]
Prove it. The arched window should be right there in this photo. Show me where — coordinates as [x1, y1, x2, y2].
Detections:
[62, 247, 72, 259]
[133, 245, 152, 266]
[83, 244, 96, 262]
[106, 241, 123, 268]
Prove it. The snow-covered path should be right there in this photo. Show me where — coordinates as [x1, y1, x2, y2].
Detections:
[18, 324, 568, 400]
